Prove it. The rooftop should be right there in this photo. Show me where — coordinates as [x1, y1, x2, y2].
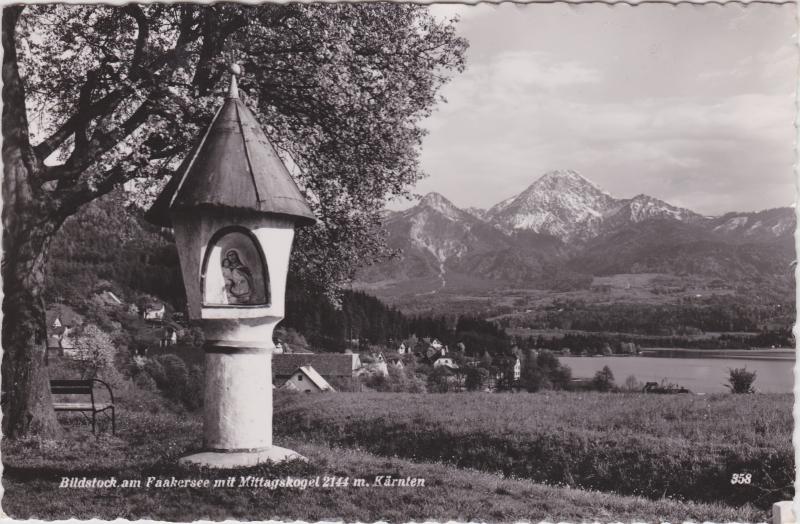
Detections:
[147, 71, 315, 227]
[273, 353, 358, 377]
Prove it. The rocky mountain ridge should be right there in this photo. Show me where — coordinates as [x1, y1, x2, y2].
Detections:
[357, 170, 794, 303]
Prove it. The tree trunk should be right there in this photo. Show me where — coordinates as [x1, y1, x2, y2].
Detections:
[1, 233, 62, 439]
[2, 5, 62, 439]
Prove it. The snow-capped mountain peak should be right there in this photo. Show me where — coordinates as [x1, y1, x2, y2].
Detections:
[532, 169, 611, 195]
[486, 169, 617, 241]
[417, 192, 464, 221]
[611, 194, 701, 224]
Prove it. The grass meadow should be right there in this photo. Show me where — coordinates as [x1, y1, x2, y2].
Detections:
[274, 391, 794, 510]
[1, 389, 790, 521]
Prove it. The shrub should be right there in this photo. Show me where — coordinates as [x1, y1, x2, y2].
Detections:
[520, 350, 572, 392]
[157, 354, 188, 386]
[465, 367, 489, 391]
[141, 354, 203, 411]
[182, 364, 204, 410]
[623, 374, 642, 392]
[727, 367, 757, 394]
[427, 366, 454, 393]
[592, 366, 615, 392]
[71, 325, 126, 389]
[187, 326, 205, 348]
[133, 371, 158, 391]
[144, 358, 166, 386]
[156, 354, 189, 399]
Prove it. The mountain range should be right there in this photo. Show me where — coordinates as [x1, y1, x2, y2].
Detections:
[355, 170, 795, 304]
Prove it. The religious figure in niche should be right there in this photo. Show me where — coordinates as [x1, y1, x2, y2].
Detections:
[221, 249, 255, 304]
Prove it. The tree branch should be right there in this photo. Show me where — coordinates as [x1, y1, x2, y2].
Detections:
[53, 163, 134, 220]
[46, 95, 155, 185]
[73, 70, 98, 158]
[35, 6, 203, 173]
[33, 85, 129, 163]
[123, 4, 149, 81]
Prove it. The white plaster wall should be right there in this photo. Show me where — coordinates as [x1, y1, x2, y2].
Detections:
[289, 373, 318, 393]
[204, 351, 273, 450]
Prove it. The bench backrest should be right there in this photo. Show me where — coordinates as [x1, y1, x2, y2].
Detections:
[50, 380, 93, 395]
[50, 379, 114, 404]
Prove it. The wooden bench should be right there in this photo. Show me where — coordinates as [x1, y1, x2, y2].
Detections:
[50, 379, 115, 435]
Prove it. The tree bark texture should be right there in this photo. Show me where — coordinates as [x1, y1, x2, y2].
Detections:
[2, 6, 62, 439]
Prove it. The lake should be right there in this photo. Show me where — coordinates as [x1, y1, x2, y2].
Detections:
[560, 354, 795, 393]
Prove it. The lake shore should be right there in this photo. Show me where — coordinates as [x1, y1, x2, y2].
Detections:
[639, 347, 795, 360]
[561, 353, 793, 393]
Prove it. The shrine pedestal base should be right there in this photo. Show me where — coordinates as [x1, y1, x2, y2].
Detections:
[178, 446, 306, 468]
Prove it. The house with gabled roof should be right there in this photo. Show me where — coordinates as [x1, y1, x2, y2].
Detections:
[45, 306, 82, 357]
[433, 356, 459, 370]
[143, 302, 165, 321]
[280, 365, 336, 393]
[273, 352, 361, 390]
[356, 352, 389, 378]
[386, 355, 405, 370]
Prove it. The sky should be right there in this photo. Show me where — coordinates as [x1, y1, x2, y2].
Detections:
[392, 3, 797, 216]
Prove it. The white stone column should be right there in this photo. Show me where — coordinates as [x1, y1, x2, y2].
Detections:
[179, 343, 304, 468]
[203, 347, 273, 451]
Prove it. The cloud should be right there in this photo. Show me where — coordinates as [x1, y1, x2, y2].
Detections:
[411, 4, 795, 215]
[427, 3, 493, 23]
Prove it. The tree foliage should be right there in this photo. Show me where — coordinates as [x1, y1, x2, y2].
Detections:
[592, 365, 616, 392]
[2, 3, 466, 437]
[519, 350, 572, 392]
[71, 324, 125, 388]
[16, 3, 467, 295]
[726, 367, 757, 394]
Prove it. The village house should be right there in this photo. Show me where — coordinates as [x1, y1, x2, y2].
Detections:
[421, 339, 448, 363]
[98, 290, 124, 307]
[161, 326, 178, 347]
[430, 338, 445, 354]
[487, 355, 522, 390]
[143, 302, 165, 321]
[46, 307, 82, 358]
[386, 355, 405, 370]
[356, 352, 389, 378]
[279, 366, 335, 393]
[433, 356, 458, 370]
[273, 352, 361, 390]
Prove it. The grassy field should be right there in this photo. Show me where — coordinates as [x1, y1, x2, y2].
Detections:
[274, 391, 793, 509]
[1, 391, 771, 521]
[3, 412, 768, 522]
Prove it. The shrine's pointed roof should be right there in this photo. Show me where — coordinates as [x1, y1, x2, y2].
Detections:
[146, 74, 315, 227]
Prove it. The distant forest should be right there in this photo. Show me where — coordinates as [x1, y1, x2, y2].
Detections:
[285, 291, 513, 354]
[46, 191, 184, 309]
[499, 299, 794, 335]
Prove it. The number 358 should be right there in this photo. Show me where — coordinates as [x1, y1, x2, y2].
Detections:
[731, 473, 752, 484]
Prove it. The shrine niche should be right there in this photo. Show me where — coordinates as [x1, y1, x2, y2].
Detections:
[202, 228, 269, 307]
